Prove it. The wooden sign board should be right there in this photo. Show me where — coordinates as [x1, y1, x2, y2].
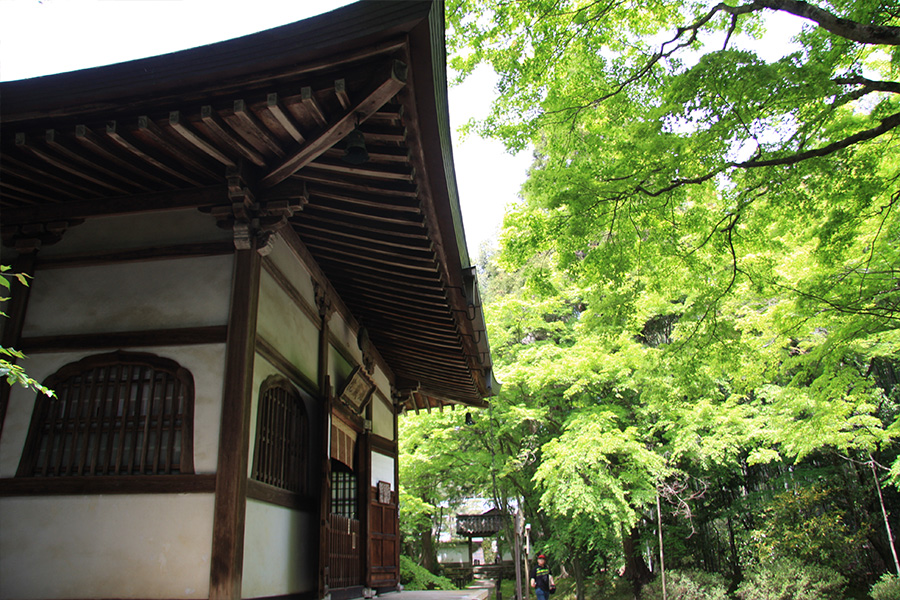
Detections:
[338, 366, 376, 414]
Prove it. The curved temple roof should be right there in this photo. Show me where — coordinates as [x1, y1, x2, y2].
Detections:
[0, 0, 497, 410]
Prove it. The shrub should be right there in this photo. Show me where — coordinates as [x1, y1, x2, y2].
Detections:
[749, 485, 867, 577]
[734, 557, 846, 600]
[641, 570, 728, 600]
[870, 573, 900, 600]
[399, 555, 457, 591]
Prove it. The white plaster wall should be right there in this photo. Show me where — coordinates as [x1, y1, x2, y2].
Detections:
[257, 270, 319, 385]
[36, 209, 232, 258]
[265, 236, 317, 306]
[0, 344, 225, 478]
[330, 312, 357, 360]
[0, 494, 215, 600]
[22, 255, 233, 337]
[241, 500, 317, 599]
[328, 345, 355, 396]
[372, 394, 394, 440]
[371, 452, 395, 490]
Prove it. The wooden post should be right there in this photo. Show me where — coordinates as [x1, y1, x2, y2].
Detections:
[359, 426, 371, 589]
[209, 246, 261, 600]
[315, 282, 334, 598]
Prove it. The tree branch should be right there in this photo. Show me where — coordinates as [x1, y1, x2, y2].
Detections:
[755, 0, 900, 45]
[834, 75, 900, 95]
[739, 110, 900, 168]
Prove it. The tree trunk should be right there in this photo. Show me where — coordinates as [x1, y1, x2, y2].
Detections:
[622, 526, 652, 599]
[727, 516, 741, 591]
[571, 554, 587, 600]
[656, 492, 667, 600]
[421, 528, 437, 573]
[870, 453, 900, 575]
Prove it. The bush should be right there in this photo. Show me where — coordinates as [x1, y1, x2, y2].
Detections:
[870, 573, 900, 600]
[641, 570, 728, 600]
[734, 557, 846, 600]
[399, 555, 457, 591]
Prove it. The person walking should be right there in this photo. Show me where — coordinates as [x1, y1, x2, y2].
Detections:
[529, 554, 555, 600]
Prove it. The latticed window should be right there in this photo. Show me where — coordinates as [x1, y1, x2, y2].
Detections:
[331, 462, 358, 519]
[17, 351, 194, 477]
[251, 377, 308, 494]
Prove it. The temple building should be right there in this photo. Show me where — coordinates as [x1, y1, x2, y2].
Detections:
[0, 2, 496, 599]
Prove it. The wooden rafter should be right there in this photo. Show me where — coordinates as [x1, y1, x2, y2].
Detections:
[260, 59, 408, 188]
[169, 111, 236, 167]
[105, 121, 203, 187]
[266, 93, 305, 144]
[74, 125, 173, 188]
[200, 105, 267, 167]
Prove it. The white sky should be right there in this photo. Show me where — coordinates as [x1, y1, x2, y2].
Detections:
[0, 0, 530, 259]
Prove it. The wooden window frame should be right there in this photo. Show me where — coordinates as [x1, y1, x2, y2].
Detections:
[16, 350, 195, 478]
[331, 461, 358, 520]
[251, 375, 309, 496]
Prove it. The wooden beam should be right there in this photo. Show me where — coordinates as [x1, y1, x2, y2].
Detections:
[15, 133, 129, 195]
[324, 268, 446, 303]
[246, 478, 317, 511]
[106, 121, 203, 187]
[347, 304, 456, 335]
[323, 143, 410, 163]
[169, 111, 236, 167]
[306, 200, 426, 227]
[301, 86, 328, 128]
[228, 99, 285, 158]
[298, 230, 432, 262]
[266, 93, 305, 144]
[19, 326, 229, 353]
[323, 262, 444, 294]
[45, 129, 151, 192]
[298, 209, 428, 239]
[294, 171, 418, 198]
[304, 238, 438, 273]
[334, 79, 350, 110]
[294, 219, 430, 253]
[308, 157, 414, 181]
[34, 240, 234, 270]
[312, 247, 439, 279]
[75, 124, 173, 188]
[354, 123, 407, 144]
[255, 336, 319, 397]
[338, 290, 453, 323]
[0, 474, 217, 496]
[137, 115, 221, 180]
[1, 155, 97, 200]
[1, 185, 227, 226]
[0, 179, 57, 204]
[201, 105, 267, 167]
[261, 60, 408, 188]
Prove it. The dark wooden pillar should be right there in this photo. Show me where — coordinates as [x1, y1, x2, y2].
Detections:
[359, 427, 371, 589]
[209, 246, 261, 600]
[315, 281, 333, 599]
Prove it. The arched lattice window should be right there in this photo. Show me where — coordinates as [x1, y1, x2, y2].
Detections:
[252, 376, 308, 494]
[17, 351, 195, 477]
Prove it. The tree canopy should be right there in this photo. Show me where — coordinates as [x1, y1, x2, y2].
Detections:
[399, 1, 900, 597]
